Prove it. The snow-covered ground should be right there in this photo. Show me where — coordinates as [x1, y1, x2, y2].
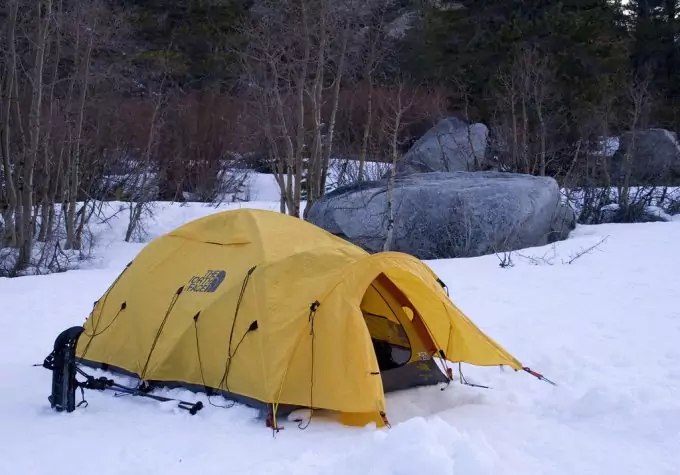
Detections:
[1, 178, 679, 475]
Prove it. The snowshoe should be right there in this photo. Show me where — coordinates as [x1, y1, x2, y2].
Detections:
[43, 326, 85, 412]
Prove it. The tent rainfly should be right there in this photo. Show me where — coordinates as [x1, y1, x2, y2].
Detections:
[75, 208, 549, 430]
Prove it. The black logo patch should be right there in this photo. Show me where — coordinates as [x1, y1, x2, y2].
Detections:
[186, 270, 227, 293]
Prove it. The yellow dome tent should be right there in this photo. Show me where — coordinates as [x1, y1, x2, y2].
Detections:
[75, 208, 528, 429]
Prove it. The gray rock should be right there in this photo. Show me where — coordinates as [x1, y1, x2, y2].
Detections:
[610, 128, 680, 185]
[306, 171, 571, 259]
[394, 117, 489, 175]
[598, 204, 672, 224]
[548, 202, 577, 243]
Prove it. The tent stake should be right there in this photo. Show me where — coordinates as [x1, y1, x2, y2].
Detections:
[523, 367, 557, 386]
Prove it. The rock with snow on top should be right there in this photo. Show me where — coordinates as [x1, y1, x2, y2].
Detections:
[306, 171, 575, 259]
[610, 128, 680, 185]
[393, 117, 490, 175]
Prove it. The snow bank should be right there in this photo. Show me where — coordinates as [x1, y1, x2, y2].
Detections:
[1, 201, 680, 475]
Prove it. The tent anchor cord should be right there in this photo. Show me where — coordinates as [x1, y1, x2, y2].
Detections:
[192, 267, 259, 410]
[457, 363, 490, 389]
[297, 301, 319, 430]
[80, 262, 132, 359]
[217, 267, 256, 400]
[139, 286, 184, 387]
[270, 299, 320, 435]
[438, 353, 454, 391]
[83, 302, 127, 340]
[193, 311, 232, 409]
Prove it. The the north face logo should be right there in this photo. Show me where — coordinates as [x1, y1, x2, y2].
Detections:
[186, 270, 226, 293]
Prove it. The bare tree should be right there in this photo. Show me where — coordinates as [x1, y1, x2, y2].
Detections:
[356, 0, 391, 182]
[490, 44, 558, 176]
[305, 7, 351, 217]
[125, 79, 167, 243]
[382, 79, 417, 252]
[239, 0, 308, 216]
[0, 0, 130, 275]
[64, 4, 97, 250]
[239, 0, 388, 217]
[15, 0, 52, 268]
[618, 68, 653, 215]
[1, 0, 20, 249]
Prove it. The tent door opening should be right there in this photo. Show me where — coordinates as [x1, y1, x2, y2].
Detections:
[361, 273, 449, 393]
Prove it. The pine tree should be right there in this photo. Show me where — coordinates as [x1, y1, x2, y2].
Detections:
[627, 0, 679, 128]
[121, 0, 251, 89]
[395, 0, 632, 176]
[400, 0, 629, 118]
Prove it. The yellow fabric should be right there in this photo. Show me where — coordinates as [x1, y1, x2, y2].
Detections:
[361, 276, 435, 361]
[361, 282, 402, 324]
[363, 313, 409, 349]
[76, 208, 523, 426]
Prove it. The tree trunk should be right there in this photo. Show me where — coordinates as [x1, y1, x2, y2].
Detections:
[291, 0, 312, 218]
[39, 7, 62, 242]
[304, 4, 330, 218]
[18, 0, 52, 270]
[534, 85, 546, 176]
[126, 87, 164, 242]
[358, 76, 373, 182]
[66, 14, 95, 250]
[509, 76, 518, 172]
[1, 0, 19, 248]
[269, 60, 296, 215]
[318, 27, 348, 199]
[358, 19, 382, 183]
[520, 87, 529, 174]
[383, 85, 406, 253]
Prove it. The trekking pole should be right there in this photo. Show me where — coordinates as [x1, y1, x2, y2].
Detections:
[76, 367, 204, 415]
[107, 382, 204, 415]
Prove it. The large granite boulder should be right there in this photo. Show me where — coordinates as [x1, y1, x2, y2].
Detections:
[307, 171, 575, 259]
[393, 117, 490, 174]
[610, 128, 680, 185]
[548, 200, 577, 243]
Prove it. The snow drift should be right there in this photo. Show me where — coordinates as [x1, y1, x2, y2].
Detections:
[1, 197, 679, 475]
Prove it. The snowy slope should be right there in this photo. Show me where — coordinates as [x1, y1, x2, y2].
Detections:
[1, 185, 679, 474]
